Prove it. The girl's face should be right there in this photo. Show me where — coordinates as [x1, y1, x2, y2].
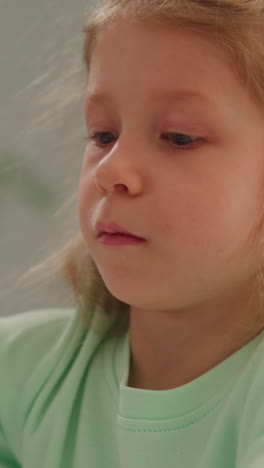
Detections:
[78, 20, 264, 311]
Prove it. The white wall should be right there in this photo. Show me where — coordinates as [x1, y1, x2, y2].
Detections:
[0, 0, 98, 314]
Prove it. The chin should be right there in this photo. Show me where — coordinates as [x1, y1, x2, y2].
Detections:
[101, 275, 151, 308]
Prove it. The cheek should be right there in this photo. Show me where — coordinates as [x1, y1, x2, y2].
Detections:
[77, 164, 86, 217]
[151, 178, 234, 252]
[77, 169, 95, 235]
[152, 184, 210, 233]
[77, 180, 86, 226]
[154, 173, 260, 272]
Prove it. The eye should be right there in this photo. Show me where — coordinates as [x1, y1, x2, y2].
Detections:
[85, 132, 117, 147]
[84, 131, 202, 149]
[161, 132, 201, 149]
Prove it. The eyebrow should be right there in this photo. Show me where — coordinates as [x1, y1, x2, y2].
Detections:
[85, 89, 217, 108]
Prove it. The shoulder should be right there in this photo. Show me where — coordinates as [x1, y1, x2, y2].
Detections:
[0, 308, 76, 363]
[0, 308, 78, 393]
[0, 308, 82, 456]
[0, 304, 118, 404]
[236, 330, 264, 466]
[0, 307, 74, 336]
[0, 304, 119, 390]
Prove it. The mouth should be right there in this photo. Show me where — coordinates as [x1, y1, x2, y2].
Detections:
[98, 232, 146, 246]
[96, 221, 145, 240]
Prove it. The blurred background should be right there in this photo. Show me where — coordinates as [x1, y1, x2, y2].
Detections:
[0, 0, 98, 315]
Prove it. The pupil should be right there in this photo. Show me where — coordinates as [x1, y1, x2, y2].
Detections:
[101, 133, 113, 144]
[172, 134, 190, 146]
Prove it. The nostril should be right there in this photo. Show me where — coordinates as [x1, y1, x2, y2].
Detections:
[115, 183, 128, 192]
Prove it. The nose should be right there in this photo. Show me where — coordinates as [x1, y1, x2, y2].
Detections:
[94, 140, 144, 196]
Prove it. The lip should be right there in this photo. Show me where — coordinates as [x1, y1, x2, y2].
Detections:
[95, 221, 145, 240]
[98, 233, 146, 246]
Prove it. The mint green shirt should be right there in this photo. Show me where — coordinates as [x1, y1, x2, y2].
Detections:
[1, 306, 264, 467]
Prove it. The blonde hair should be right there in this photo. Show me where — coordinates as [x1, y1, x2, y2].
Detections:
[21, 0, 264, 331]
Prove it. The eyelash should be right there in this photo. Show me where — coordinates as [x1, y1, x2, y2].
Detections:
[84, 132, 202, 150]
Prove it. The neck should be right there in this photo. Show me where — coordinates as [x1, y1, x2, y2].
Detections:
[127, 287, 263, 391]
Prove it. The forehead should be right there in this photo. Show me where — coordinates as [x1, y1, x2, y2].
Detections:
[89, 20, 235, 83]
[85, 89, 218, 112]
[86, 20, 259, 120]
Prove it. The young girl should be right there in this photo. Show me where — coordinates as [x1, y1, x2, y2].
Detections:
[2, 0, 264, 466]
